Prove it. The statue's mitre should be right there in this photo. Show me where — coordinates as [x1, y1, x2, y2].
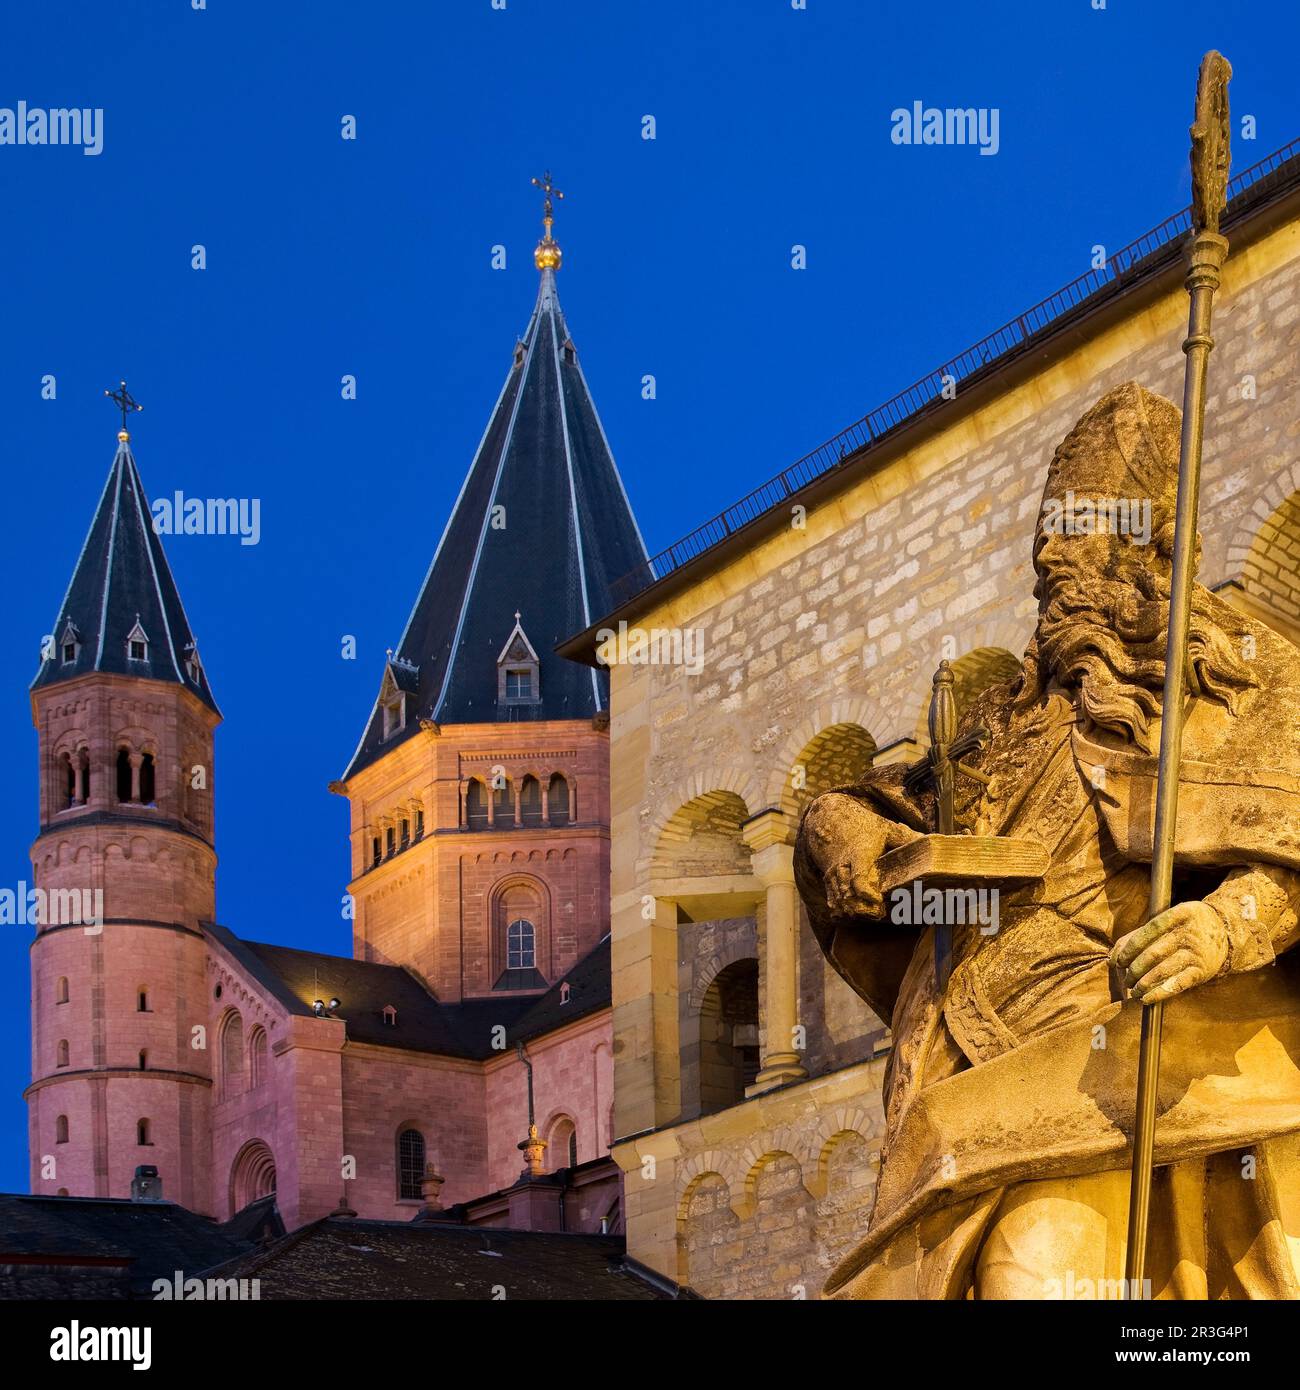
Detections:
[1036, 382, 1182, 553]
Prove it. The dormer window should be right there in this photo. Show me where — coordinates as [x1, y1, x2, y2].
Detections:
[497, 613, 541, 710]
[379, 656, 417, 740]
[382, 690, 405, 738]
[126, 618, 149, 664]
[513, 341, 526, 367]
[183, 644, 202, 684]
[561, 338, 577, 365]
[59, 621, 81, 666]
[382, 1004, 397, 1027]
[560, 981, 571, 1005]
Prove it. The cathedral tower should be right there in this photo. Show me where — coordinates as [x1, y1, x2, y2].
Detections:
[27, 415, 220, 1212]
[337, 180, 647, 1005]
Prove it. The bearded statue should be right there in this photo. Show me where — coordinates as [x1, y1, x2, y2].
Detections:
[795, 382, 1300, 1299]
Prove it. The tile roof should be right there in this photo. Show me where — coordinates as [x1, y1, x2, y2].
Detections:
[204, 923, 611, 1059]
[205, 1218, 673, 1300]
[32, 438, 218, 712]
[0, 1192, 266, 1294]
[344, 266, 646, 777]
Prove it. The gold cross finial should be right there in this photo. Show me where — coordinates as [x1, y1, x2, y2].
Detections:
[531, 170, 564, 271]
[105, 380, 142, 442]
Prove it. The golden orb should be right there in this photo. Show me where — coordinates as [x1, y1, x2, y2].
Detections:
[118, 429, 130, 443]
[534, 236, 562, 271]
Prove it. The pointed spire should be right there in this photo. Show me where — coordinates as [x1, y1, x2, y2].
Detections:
[343, 200, 646, 779]
[32, 420, 218, 712]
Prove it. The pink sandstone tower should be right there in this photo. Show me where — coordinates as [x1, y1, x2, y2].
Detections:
[28, 419, 220, 1212]
[26, 187, 646, 1232]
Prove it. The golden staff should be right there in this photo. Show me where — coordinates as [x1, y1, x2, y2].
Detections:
[1124, 50, 1233, 1291]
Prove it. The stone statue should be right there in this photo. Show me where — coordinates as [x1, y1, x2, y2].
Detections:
[795, 382, 1300, 1299]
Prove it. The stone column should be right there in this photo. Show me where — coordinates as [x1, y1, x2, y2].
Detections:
[742, 809, 808, 1093]
[568, 779, 578, 823]
[128, 751, 143, 804]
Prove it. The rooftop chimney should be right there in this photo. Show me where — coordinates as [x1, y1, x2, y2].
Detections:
[131, 1165, 163, 1202]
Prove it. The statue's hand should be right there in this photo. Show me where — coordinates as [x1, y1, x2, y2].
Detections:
[1109, 901, 1230, 1004]
[801, 793, 919, 920]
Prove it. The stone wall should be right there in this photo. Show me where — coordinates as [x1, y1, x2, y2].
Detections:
[615, 1058, 887, 1298]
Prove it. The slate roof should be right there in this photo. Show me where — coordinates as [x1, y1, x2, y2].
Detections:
[0, 1192, 270, 1295]
[204, 1218, 673, 1300]
[32, 437, 218, 712]
[205, 923, 611, 1059]
[345, 266, 646, 777]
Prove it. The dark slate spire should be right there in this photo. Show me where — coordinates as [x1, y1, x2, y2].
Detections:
[32, 433, 218, 712]
[345, 250, 647, 778]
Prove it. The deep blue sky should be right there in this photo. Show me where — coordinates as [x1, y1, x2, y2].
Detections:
[0, 0, 1295, 1191]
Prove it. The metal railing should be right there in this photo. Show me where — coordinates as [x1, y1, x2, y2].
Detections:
[607, 136, 1300, 610]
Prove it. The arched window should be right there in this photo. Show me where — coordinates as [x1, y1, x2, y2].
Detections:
[79, 751, 90, 803]
[414, 807, 425, 839]
[249, 1027, 268, 1088]
[548, 773, 570, 825]
[385, 825, 395, 858]
[546, 1115, 578, 1171]
[56, 1039, 69, 1068]
[55, 977, 68, 1004]
[697, 959, 760, 1116]
[492, 778, 514, 826]
[507, 919, 536, 970]
[61, 753, 76, 808]
[493, 880, 546, 987]
[371, 835, 382, 867]
[397, 1128, 426, 1201]
[519, 776, 543, 826]
[139, 753, 155, 805]
[230, 1140, 277, 1214]
[137, 986, 150, 1013]
[138, 1050, 148, 1071]
[116, 747, 132, 803]
[465, 779, 488, 829]
[221, 1011, 245, 1099]
[137, 1118, 152, 1146]
[55, 1115, 68, 1144]
[399, 817, 410, 849]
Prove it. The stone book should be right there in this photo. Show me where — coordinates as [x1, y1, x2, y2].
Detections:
[876, 834, 1049, 896]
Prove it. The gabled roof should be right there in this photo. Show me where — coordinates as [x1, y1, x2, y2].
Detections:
[204, 923, 611, 1060]
[202, 1219, 672, 1301]
[496, 612, 539, 665]
[32, 436, 218, 713]
[0, 1193, 260, 1294]
[344, 265, 646, 777]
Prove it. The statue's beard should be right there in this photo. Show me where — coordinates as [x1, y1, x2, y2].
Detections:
[1018, 545, 1257, 750]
